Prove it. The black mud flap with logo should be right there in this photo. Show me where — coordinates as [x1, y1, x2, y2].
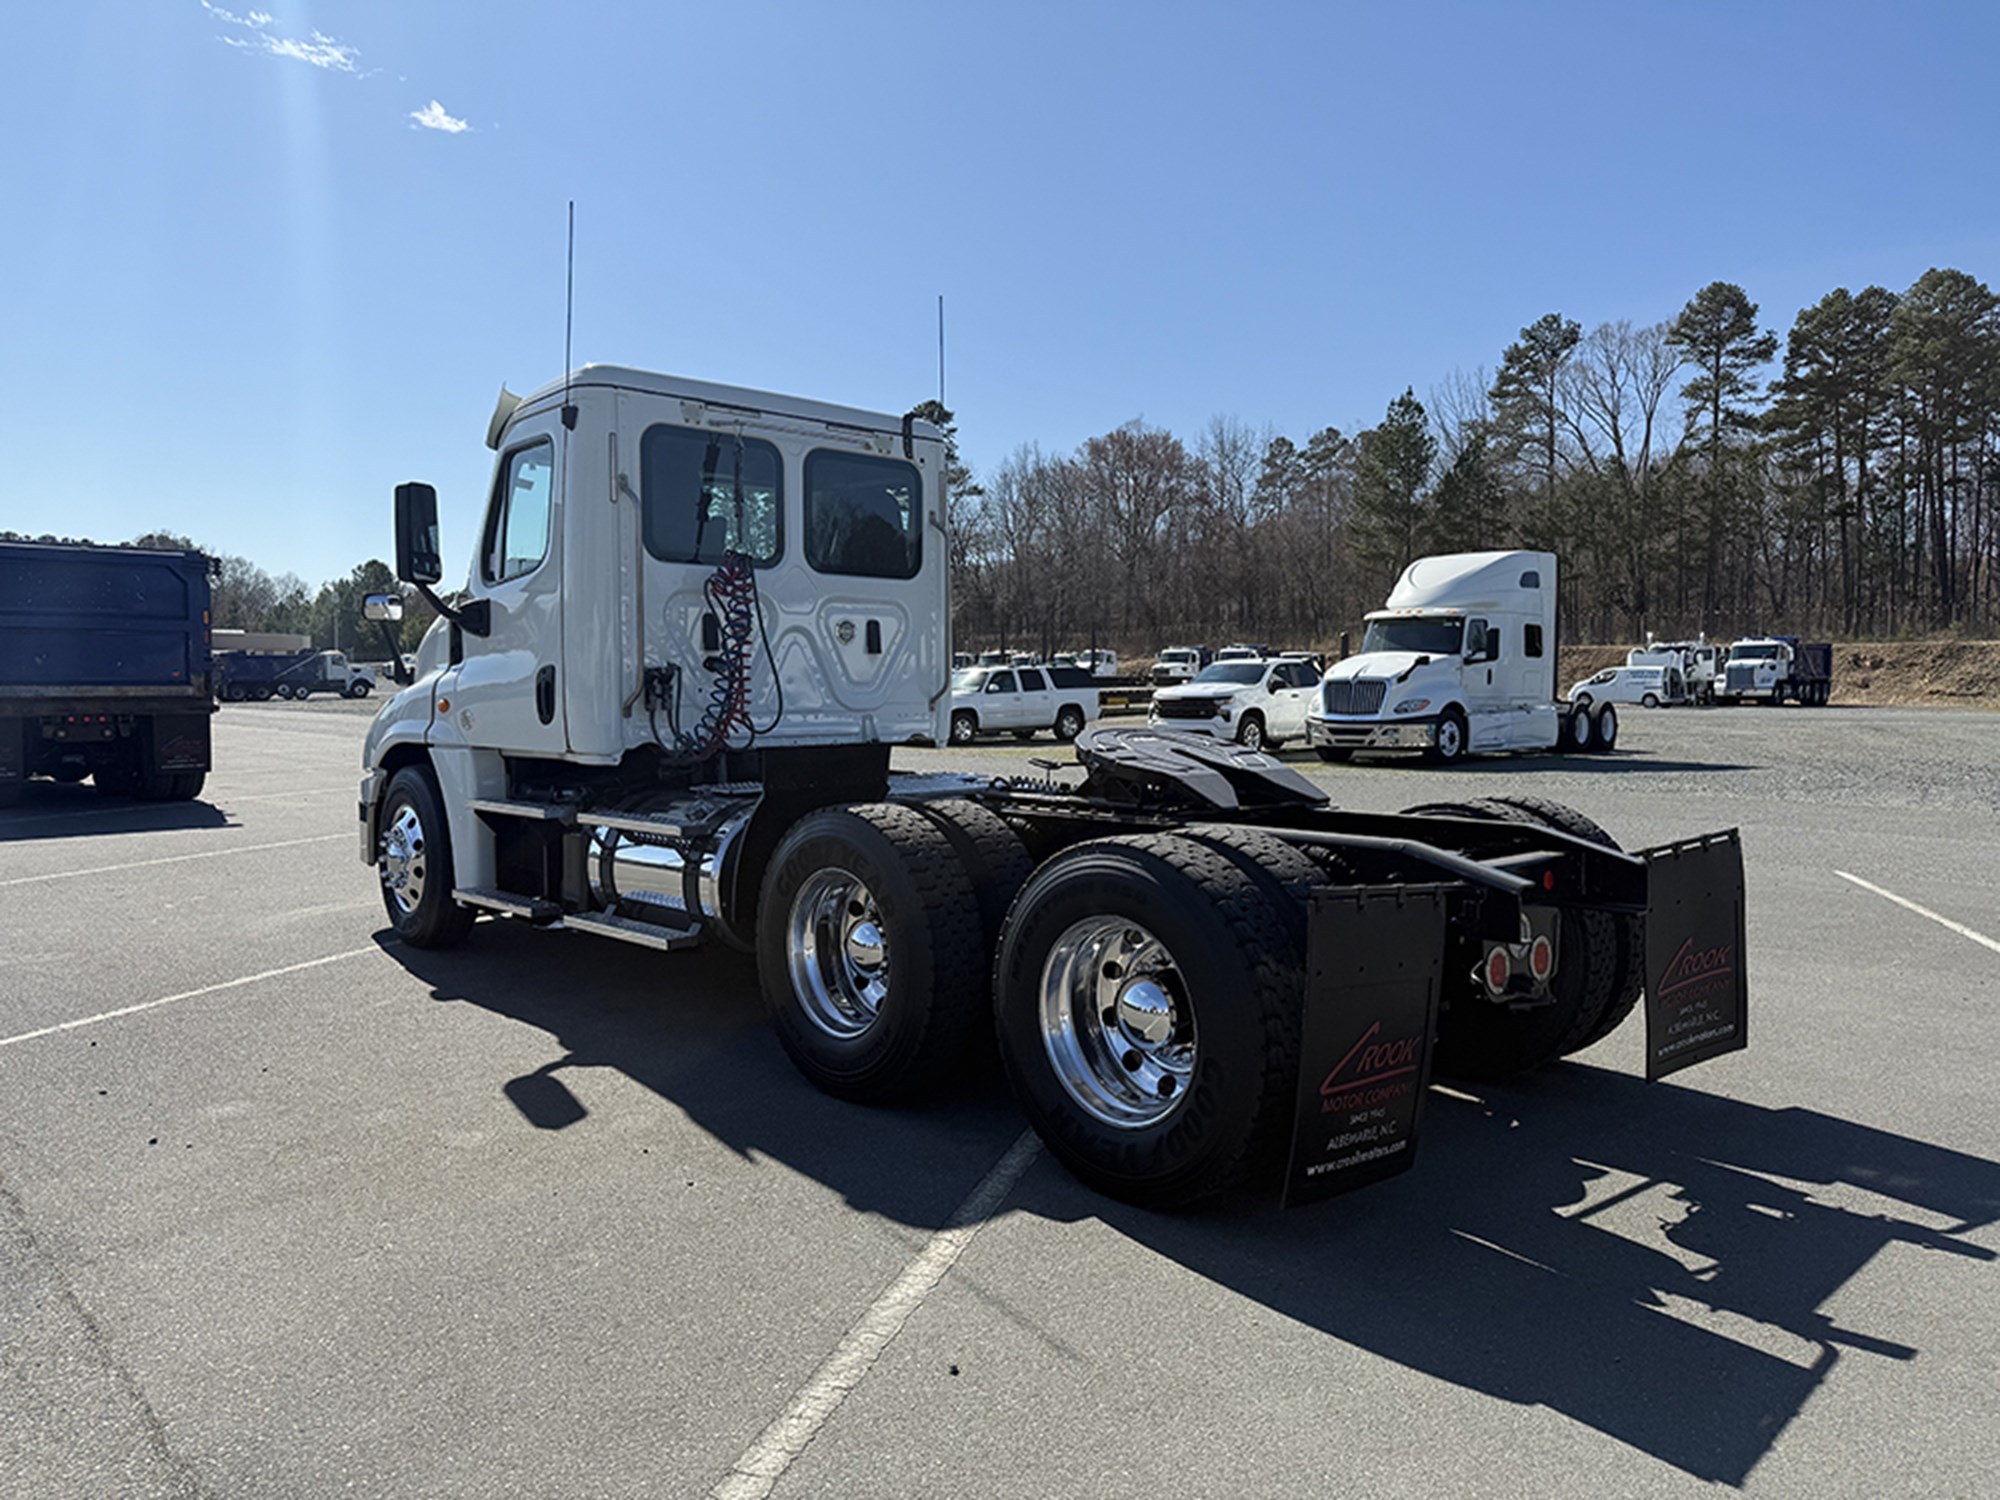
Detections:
[1639, 831, 1747, 1080]
[1283, 885, 1449, 1208]
[143, 713, 212, 773]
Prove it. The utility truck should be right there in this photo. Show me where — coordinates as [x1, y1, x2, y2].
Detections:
[358, 370, 1748, 1209]
[1714, 635, 1833, 706]
[1, 540, 214, 802]
[1628, 635, 1719, 705]
[1304, 551, 1615, 763]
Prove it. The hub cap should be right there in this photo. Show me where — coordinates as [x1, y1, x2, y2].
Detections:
[788, 871, 890, 1038]
[1040, 918, 1195, 1128]
[379, 800, 428, 915]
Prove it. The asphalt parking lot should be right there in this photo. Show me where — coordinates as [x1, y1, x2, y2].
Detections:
[3, 700, 1996, 1498]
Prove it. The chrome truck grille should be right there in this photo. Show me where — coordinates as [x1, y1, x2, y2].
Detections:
[1322, 680, 1386, 715]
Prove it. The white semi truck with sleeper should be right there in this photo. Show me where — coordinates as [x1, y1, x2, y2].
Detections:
[357, 368, 1749, 1208]
[1305, 551, 1618, 762]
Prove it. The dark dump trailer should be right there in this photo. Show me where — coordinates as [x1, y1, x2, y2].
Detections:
[0, 541, 215, 804]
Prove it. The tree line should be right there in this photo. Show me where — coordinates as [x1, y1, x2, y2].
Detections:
[944, 267, 2000, 654]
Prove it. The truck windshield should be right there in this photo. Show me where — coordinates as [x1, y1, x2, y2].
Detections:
[953, 669, 987, 691]
[1192, 663, 1265, 685]
[1361, 618, 1463, 656]
[1733, 643, 1781, 659]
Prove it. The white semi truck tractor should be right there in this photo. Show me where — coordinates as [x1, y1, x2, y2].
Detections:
[1305, 551, 1617, 763]
[358, 368, 1750, 1209]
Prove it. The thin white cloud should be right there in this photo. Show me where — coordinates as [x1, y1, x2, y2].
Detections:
[410, 100, 470, 134]
[200, 4, 482, 131]
[201, 3, 272, 27]
[202, 4, 359, 73]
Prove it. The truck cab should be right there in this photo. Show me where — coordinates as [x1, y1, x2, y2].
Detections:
[1303, 550, 1593, 762]
[1715, 635, 1832, 705]
[359, 365, 948, 919]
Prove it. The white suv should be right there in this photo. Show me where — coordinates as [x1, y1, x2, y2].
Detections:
[949, 665, 1098, 744]
[1147, 658, 1320, 751]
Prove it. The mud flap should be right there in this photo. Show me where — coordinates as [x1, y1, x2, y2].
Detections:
[1640, 831, 1748, 1079]
[0, 716, 22, 792]
[1284, 886, 1449, 1207]
[142, 713, 211, 773]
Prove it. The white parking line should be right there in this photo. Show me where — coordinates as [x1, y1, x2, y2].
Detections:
[1835, 871, 2000, 955]
[0, 833, 348, 889]
[0, 944, 389, 1051]
[710, 1129, 1042, 1500]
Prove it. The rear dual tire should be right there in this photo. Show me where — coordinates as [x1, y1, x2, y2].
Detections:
[994, 832, 1306, 1208]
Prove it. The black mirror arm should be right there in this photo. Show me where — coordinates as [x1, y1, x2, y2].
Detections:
[415, 582, 491, 638]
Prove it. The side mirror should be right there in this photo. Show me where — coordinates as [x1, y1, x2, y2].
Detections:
[362, 593, 405, 623]
[394, 482, 443, 585]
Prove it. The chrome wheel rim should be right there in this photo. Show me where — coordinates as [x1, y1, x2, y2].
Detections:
[787, 870, 890, 1038]
[1239, 721, 1262, 750]
[379, 799, 428, 915]
[1438, 719, 1462, 758]
[1040, 917, 1194, 1128]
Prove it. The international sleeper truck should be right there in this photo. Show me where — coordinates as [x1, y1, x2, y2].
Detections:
[0, 540, 215, 804]
[357, 368, 1750, 1209]
[1304, 551, 1615, 762]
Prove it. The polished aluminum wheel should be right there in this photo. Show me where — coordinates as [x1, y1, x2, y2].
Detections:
[1040, 917, 1195, 1128]
[787, 870, 891, 1038]
[379, 800, 429, 916]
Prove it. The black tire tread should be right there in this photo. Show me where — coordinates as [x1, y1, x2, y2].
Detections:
[908, 798, 1035, 971]
[761, 802, 987, 1102]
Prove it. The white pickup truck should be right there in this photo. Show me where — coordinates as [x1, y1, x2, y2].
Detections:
[1147, 657, 1321, 751]
[948, 664, 1098, 744]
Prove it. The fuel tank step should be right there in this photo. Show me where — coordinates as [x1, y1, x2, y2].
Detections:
[561, 910, 706, 951]
[453, 886, 562, 922]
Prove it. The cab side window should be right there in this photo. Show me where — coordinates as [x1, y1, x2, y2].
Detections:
[482, 441, 554, 584]
[1019, 669, 1047, 692]
[1465, 618, 1491, 661]
[987, 671, 1017, 694]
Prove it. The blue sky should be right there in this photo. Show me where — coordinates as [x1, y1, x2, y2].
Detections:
[4, 1, 1997, 586]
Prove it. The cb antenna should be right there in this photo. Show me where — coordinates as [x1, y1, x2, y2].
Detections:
[561, 200, 578, 430]
[937, 293, 946, 408]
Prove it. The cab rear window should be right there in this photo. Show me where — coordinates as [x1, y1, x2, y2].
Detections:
[805, 451, 922, 579]
[641, 424, 782, 566]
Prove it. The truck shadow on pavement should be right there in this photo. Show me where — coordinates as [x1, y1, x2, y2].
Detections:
[0, 781, 232, 840]
[1066, 1064, 2000, 1488]
[381, 927, 1999, 1489]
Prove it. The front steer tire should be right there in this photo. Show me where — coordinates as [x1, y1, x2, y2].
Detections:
[758, 804, 987, 1104]
[377, 766, 475, 949]
[994, 833, 1304, 1208]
